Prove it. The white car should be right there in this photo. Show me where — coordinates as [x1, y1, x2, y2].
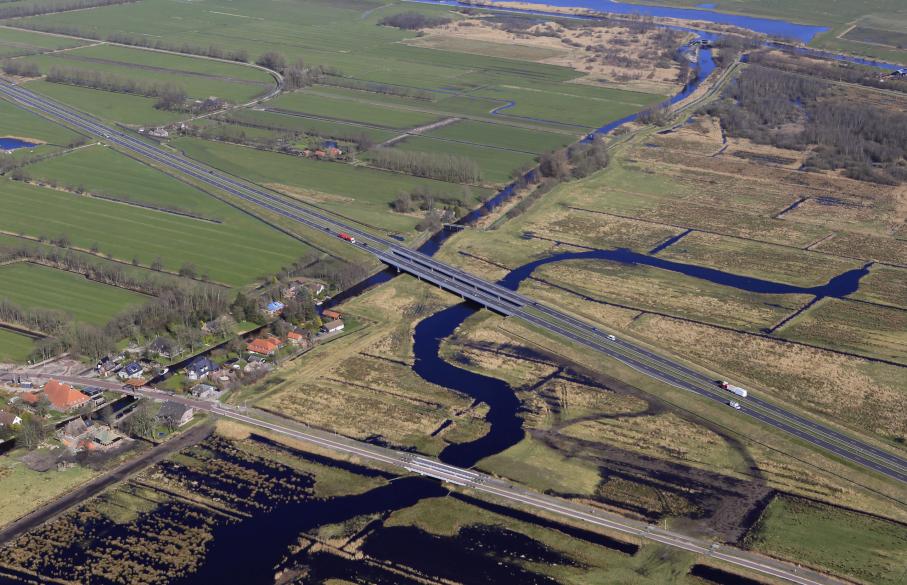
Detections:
[728, 400, 741, 410]
[607, 334, 617, 341]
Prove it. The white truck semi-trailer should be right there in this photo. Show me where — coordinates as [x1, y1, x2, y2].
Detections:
[721, 381, 748, 398]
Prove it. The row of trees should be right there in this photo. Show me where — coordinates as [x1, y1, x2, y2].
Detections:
[1, 59, 40, 77]
[0, 0, 136, 19]
[378, 12, 451, 30]
[218, 112, 376, 150]
[1, 246, 181, 296]
[318, 74, 434, 101]
[370, 148, 483, 184]
[45, 67, 188, 110]
[391, 185, 471, 215]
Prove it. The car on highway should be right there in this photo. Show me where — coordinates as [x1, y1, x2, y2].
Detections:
[607, 334, 617, 341]
[728, 400, 741, 410]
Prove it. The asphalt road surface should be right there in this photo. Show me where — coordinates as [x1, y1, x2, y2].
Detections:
[0, 79, 904, 488]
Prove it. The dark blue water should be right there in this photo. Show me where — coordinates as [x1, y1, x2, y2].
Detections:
[0, 137, 35, 150]
[412, 304, 525, 467]
[497, 247, 871, 299]
[414, 0, 826, 43]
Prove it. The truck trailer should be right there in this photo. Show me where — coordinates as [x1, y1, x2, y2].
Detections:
[720, 381, 748, 398]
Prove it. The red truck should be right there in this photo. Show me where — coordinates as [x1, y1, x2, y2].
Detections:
[337, 232, 356, 244]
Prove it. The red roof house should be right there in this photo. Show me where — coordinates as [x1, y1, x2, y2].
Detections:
[43, 380, 90, 411]
[19, 392, 39, 405]
[246, 336, 282, 355]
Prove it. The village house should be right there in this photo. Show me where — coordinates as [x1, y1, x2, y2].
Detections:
[322, 319, 344, 334]
[118, 362, 144, 380]
[60, 418, 128, 452]
[43, 380, 91, 412]
[190, 383, 220, 400]
[265, 300, 285, 316]
[321, 309, 342, 321]
[286, 331, 307, 346]
[246, 336, 283, 355]
[96, 356, 115, 375]
[186, 357, 217, 381]
[0, 410, 22, 428]
[157, 402, 194, 427]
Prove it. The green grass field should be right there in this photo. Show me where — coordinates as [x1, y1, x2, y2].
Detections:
[23, 53, 272, 104]
[0, 262, 147, 325]
[745, 495, 907, 585]
[0, 327, 34, 363]
[270, 91, 441, 130]
[0, 27, 87, 58]
[424, 119, 574, 154]
[0, 178, 304, 286]
[26, 144, 229, 217]
[226, 109, 397, 144]
[24, 80, 183, 126]
[0, 98, 83, 146]
[390, 135, 536, 185]
[174, 137, 493, 232]
[63, 44, 274, 83]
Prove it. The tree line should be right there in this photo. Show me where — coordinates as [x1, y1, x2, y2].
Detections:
[391, 184, 471, 216]
[378, 12, 451, 30]
[14, 23, 251, 62]
[318, 74, 434, 101]
[1, 59, 40, 77]
[0, 0, 136, 19]
[45, 66, 188, 110]
[370, 148, 483, 184]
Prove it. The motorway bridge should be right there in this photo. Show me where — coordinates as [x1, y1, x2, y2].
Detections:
[1, 79, 905, 487]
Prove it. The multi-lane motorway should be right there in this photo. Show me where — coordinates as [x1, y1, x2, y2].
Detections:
[1, 78, 906, 487]
[2, 371, 846, 585]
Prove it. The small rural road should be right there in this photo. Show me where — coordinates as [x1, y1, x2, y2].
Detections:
[0, 421, 213, 546]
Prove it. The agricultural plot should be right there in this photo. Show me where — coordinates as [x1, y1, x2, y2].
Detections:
[0, 97, 82, 147]
[745, 495, 907, 585]
[0, 27, 86, 58]
[0, 327, 34, 363]
[23, 80, 183, 126]
[174, 138, 492, 233]
[21, 52, 273, 103]
[0, 178, 304, 286]
[424, 119, 574, 154]
[268, 91, 442, 130]
[0, 262, 146, 325]
[778, 298, 907, 364]
[390, 135, 535, 185]
[849, 265, 907, 309]
[226, 109, 397, 145]
[25, 144, 227, 217]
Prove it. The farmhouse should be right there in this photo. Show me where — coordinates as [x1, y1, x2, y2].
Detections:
[287, 331, 307, 346]
[43, 380, 90, 412]
[322, 319, 344, 334]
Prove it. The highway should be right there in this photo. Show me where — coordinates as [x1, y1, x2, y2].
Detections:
[1, 78, 906, 487]
[1, 371, 846, 585]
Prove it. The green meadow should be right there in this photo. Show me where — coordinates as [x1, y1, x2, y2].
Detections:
[0, 178, 304, 286]
[0, 262, 146, 325]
